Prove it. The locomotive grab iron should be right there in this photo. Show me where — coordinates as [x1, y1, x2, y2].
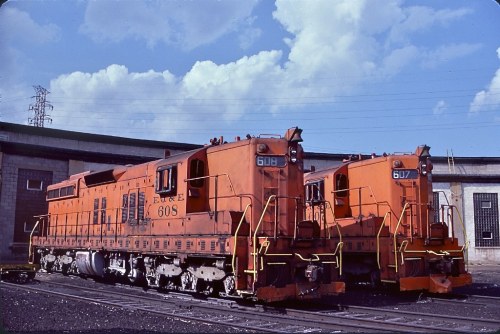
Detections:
[30, 128, 345, 302]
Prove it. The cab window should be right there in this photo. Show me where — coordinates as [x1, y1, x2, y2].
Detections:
[156, 165, 177, 195]
[189, 159, 205, 188]
[306, 180, 324, 203]
[335, 174, 348, 197]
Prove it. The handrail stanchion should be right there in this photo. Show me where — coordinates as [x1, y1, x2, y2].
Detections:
[29, 220, 41, 264]
[232, 204, 252, 276]
[393, 203, 410, 273]
[376, 212, 391, 269]
[249, 195, 277, 290]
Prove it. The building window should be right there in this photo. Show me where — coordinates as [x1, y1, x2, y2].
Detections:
[481, 201, 492, 209]
[27, 179, 43, 191]
[473, 193, 499, 247]
[482, 231, 493, 239]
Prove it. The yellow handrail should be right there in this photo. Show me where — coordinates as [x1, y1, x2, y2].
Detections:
[393, 202, 411, 273]
[231, 204, 252, 276]
[399, 240, 409, 265]
[295, 253, 320, 262]
[324, 201, 343, 275]
[437, 197, 470, 270]
[376, 212, 391, 269]
[336, 241, 343, 272]
[434, 191, 469, 269]
[450, 205, 469, 268]
[325, 201, 342, 244]
[28, 220, 40, 264]
[249, 195, 277, 287]
[313, 241, 344, 271]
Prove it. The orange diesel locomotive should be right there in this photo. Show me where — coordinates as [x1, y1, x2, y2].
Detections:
[30, 128, 344, 302]
[304, 146, 472, 293]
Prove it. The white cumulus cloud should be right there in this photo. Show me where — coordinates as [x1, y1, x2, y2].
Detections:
[80, 0, 258, 50]
[387, 6, 472, 45]
[422, 43, 482, 69]
[44, 0, 480, 141]
[49, 65, 182, 138]
[433, 100, 448, 115]
[0, 7, 60, 45]
[469, 47, 500, 114]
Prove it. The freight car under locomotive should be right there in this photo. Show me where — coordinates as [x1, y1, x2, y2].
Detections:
[30, 128, 344, 302]
[304, 146, 472, 293]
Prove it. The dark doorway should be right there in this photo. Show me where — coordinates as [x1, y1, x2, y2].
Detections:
[14, 169, 53, 243]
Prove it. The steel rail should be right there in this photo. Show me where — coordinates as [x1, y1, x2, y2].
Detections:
[0, 278, 422, 333]
[6, 275, 498, 333]
[329, 303, 500, 332]
[425, 293, 500, 309]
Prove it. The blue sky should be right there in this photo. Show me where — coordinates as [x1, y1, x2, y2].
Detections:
[1, 0, 499, 157]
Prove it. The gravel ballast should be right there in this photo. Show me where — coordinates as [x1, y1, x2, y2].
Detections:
[1, 264, 499, 333]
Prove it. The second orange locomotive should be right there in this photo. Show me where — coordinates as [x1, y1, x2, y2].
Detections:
[31, 128, 344, 302]
[305, 146, 472, 293]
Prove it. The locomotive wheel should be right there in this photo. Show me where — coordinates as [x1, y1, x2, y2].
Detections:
[61, 263, 70, 276]
[157, 274, 167, 289]
[223, 276, 236, 295]
[40, 259, 52, 273]
[70, 261, 79, 275]
[203, 282, 215, 296]
[370, 269, 381, 288]
[180, 271, 194, 291]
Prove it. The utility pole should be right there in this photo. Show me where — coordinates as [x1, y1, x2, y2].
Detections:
[28, 85, 53, 127]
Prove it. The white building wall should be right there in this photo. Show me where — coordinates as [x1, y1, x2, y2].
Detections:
[432, 183, 453, 236]
[432, 182, 500, 265]
[462, 183, 500, 264]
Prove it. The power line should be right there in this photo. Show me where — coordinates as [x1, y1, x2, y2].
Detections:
[28, 85, 53, 127]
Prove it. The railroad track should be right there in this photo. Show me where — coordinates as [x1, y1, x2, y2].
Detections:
[2, 274, 500, 333]
[424, 293, 500, 309]
[1, 279, 399, 333]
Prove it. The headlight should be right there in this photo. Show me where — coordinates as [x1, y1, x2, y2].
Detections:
[421, 163, 427, 175]
[289, 147, 298, 163]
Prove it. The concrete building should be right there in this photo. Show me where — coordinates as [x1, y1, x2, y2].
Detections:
[432, 158, 500, 264]
[1, 121, 499, 264]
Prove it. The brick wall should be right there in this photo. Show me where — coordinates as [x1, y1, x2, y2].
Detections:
[0, 154, 67, 262]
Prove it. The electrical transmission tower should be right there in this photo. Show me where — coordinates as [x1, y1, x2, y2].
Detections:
[28, 85, 53, 127]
